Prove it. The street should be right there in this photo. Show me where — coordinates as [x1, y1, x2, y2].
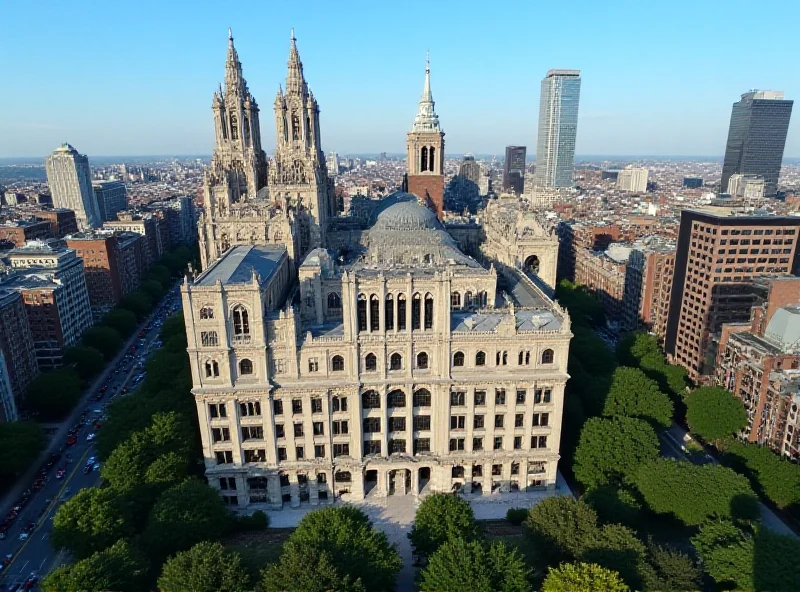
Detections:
[0, 288, 182, 590]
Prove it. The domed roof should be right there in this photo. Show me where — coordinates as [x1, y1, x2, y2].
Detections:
[374, 201, 441, 232]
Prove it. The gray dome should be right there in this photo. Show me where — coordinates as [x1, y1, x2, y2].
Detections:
[374, 201, 441, 232]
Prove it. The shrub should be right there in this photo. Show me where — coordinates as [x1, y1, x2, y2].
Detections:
[506, 507, 528, 526]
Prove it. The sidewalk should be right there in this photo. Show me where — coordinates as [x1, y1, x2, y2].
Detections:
[0, 300, 168, 518]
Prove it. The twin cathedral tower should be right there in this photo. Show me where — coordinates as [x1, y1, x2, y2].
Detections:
[199, 30, 446, 271]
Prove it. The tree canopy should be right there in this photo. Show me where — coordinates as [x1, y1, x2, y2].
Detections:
[603, 366, 673, 429]
[102, 308, 138, 338]
[579, 524, 648, 591]
[142, 478, 232, 563]
[420, 538, 530, 592]
[408, 493, 479, 556]
[541, 562, 629, 592]
[686, 386, 747, 441]
[51, 488, 135, 559]
[0, 421, 45, 478]
[141, 278, 165, 301]
[582, 485, 642, 527]
[524, 496, 598, 562]
[262, 506, 401, 592]
[556, 280, 606, 328]
[573, 416, 660, 489]
[26, 368, 82, 420]
[82, 325, 123, 360]
[642, 543, 702, 592]
[120, 290, 153, 318]
[148, 264, 172, 287]
[158, 541, 251, 592]
[720, 438, 800, 509]
[62, 345, 105, 381]
[634, 459, 759, 526]
[40, 539, 148, 592]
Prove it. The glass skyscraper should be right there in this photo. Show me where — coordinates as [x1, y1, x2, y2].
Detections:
[533, 70, 581, 188]
[721, 90, 793, 197]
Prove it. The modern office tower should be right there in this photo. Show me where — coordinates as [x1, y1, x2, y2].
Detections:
[503, 146, 527, 195]
[45, 144, 102, 230]
[459, 154, 481, 186]
[665, 207, 800, 382]
[616, 167, 649, 192]
[0, 290, 39, 421]
[92, 181, 128, 222]
[683, 177, 703, 189]
[533, 70, 581, 189]
[726, 174, 765, 199]
[406, 55, 445, 219]
[720, 90, 793, 197]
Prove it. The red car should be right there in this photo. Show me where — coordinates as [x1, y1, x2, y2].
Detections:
[66, 436, 77, 446]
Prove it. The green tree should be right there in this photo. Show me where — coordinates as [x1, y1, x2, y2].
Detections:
[634, 458, 759, 526]
[141, 278, 165, 302]
[40, 539, 148, 592]
[0, 421, 46, 478]
[120, 290, 153, 318]
[556, 280, 606, 328]
[720, 438, 800, 509]
[26, 368, 82, 420]
[262, 506, 401, 592]
[573, 416, 660, 489]
[603, 367, 673, 429]
[582, 485, 641, 527]
[570, 326, 617, 378]
[51, 488, 134, 559]
[420, 538, 530, 592]
[642, 543, 702, 592]
[409, 493, 479, 556]
[686, 386, 747, 441]
[541, 562, 629, 592]
[158, 541, 251, 592]
[524, 496, 598, 562]
[616, 332, 660, 367]
[62, 345, 105, 381]
[148, 263, 172, 286]
[579, 524, 648, 590]
[82, 325, 123, 361]
[142, 478, 232, 562]
[160, 251, 187, 275]
[102, 308, 138, 338]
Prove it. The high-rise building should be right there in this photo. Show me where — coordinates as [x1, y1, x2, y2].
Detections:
[683, 177, 703, 189]
[406, 55, 445, 219]
[616, 167, 649, 193]
[459, 154, 481, 186]
[622, 236, 676, 337]
[327, 151, 340, 177]
[92, 181, 128, 222]
[45, 144, 102, 230]
[720, 90, 793, 197]
[665, 207, 800, 382]
[726, 174, 765, 200]
[503, 146, 526, 195]
[0, 289, 39, 421]
[533, 70, 581, 189]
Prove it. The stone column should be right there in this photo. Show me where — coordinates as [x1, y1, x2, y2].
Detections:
[289, 473, 301, 508]
[351, 469, 365, 500]
[267, 474, 282, 507]
[462, 464, 473, 494]
[309, 476, 320, 505]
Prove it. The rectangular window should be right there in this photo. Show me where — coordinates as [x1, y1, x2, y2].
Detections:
[219, 477, 236, 490]
[212, 427, 230, 443]
[541, 412, 549, 427]
[450, 416, 466, 430]
[495, 389, 506, 405]
[308, 358, 319, 372]
[544, 389, 552, 403]
[296, 446, 305, 460]
[534, 389, 542, 404]
[414, 438, 430, 454]
[313, 421, 324, 436]
[241, 426, 264, 441]
[311, 398, 323, 413]
[538, 435, 548, 448]
[292, 399, 303, 414]
[273, 400, 283, 415]
[239, 401, 261, 417]
[333, 420, 349, 435]
[494, 414, 504, 428]
[275, 424, 285, 438]
[222, 495, 238, 506]
[363, 417, 381, 433]
[364, 440, 381, 455]
[314, 444, 325, 458]
[208, 403, 227, 418]
[389, 439, 406, 454]
[389, 417, 406, 432]
[515, 413, 524, 428]
[244, 449, 266, 463]
[293, 423, 304, 438]
[332, 397, 348, 412]
[449, 438, 465, 451]
[514, 436, 522, 450]
[473, 414, 484, 429]
[492, 463, 502, 476]
[493, 436, 503, 450]
[450, 391, 466, 406]
[215, 450, 233, 464]
[516, 390, 526, 404]
[472, 437, 483, 450]
[474, 390, 486, 406]
[333, 443, 350, 457]
[277, 447, 287, 461]
[413, 415, 431, 431]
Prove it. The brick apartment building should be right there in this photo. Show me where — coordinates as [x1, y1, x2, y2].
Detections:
[572, 244, 630, 327]
[623, 236, 676, 338]
[716, 276, 800, 458]
[0, 289, 39, 421]
[33, 208, 79, 238]
[0, 219, 52, 247]
[665, 207, 800, 382]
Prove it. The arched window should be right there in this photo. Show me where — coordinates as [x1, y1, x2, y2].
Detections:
[476, 351, 486, 366]
[306, 115, 311, 143]
[479, 291, 488, 307]
[397, 294, 407, 331]
[465, 291, 473, 308]
[362, 390, 380, 409]
[413, 389, 431, 407]
[421, 146, 428, 172]
[230, 114, 239, 140]
[388, 390, 406, 408]
[365, 353, 377, 372]
[451, 292, 461, 308]
[243, 115, 250, 145]
[370, 295, 380, 331]
[424, 294, 434, 330]
[417, 352, 429, 369]
[518, 351, 524, 365]
[525, 255, 541, 275]
[239, 359, 253, 375]
[201, 331, 218, 347]
[334, 471, 352, 482]
[385, 294, 394, 330]
[429, 146, 435, 172]
[291, 111, 300, 140]
[525, 351, 531, 365]
[327, 293, 341, 310]
[232, 306, 250, 336]
[357, 294, 367, 332]
[453, 351, 465, 367]
[205, 360, 219, 378]
[331, 355, 344, 372]
[390, 353, 403, 371]
[411, 293, 421, 330]
[200, 307, 214, 319]
[541, 349, 554, 364]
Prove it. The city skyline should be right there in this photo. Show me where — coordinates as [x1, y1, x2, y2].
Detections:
[2, 0, 800, 158]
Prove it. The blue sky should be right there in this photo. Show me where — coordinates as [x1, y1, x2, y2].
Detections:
[2, 0, 799, 158]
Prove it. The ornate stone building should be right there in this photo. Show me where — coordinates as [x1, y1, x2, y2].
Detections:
[183, 33, 572, 511]
[199, 30, 334, 270]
